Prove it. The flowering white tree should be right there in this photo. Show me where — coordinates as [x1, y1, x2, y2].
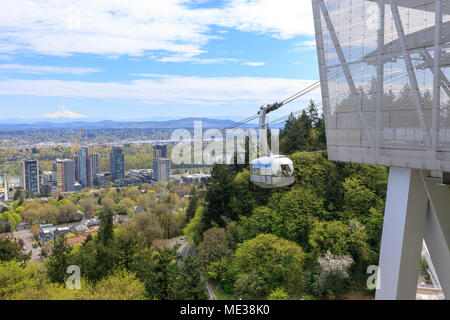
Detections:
[313, 251, 354, 299]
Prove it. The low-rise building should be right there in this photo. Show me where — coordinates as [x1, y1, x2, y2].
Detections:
[181, 173, 211, 186]
[128, 169, 153, 183]
[38, 224, 71, 245]
[81, 218, 100, 228]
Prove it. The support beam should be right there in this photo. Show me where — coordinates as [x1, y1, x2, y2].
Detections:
[375, 0, 385, 161]
[420, 51, 450, 99]
[432, 0, 442, 152]
[376, 168, 428, 300]
[312, 0, 331, 116]
[421, 173, 450, 299]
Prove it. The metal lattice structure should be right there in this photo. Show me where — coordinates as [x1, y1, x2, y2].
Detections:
[313, 0, 450, 300]
[313, 0, 450, 172]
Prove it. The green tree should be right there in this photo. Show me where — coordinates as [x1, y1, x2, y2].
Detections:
[308, 219, 369, 264]
[121, 211, 162, 250]
[87, 270, 146, 300]
[228, 234, 305, 297]
[146, 247, 180, 300]
[46, 234, 73, 284]
[186, 186, 200, 222]
[197, 228, 232, 266]
[97, 198, 115, 246]
[168, 256, 208, 300]
[79, 198, 97, 219]
[183, 206, 205, 246]
[203, 164, 236, 229]
[0, 260, 41, 299]
[268, 287, 289, 300]
[267, 187, 325, 249]
[57, 201, 80, 223]
[116, 197, 136, 216]
[0, 238, 30, 263]
[39, 204, 60, 224]
[342, 177, 382, 219]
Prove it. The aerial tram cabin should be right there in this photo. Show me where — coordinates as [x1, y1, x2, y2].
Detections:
[250, 155, 294, 188]
[249, 103, 295, 189]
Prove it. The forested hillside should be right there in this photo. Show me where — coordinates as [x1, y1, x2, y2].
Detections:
[0, 101, 388, 300]
[185, 101, 388, 299]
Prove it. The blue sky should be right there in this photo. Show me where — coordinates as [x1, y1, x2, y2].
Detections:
[0, 0, 321, 122]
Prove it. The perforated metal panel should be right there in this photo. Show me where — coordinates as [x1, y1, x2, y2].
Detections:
[313, 0, 450, 171]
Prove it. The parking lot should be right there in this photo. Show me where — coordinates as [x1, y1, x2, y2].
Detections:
[13, 228, 41, 262]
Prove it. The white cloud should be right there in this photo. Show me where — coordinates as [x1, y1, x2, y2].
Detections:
[0, 64, 101, 75]
[0, 0, 314, 59]
[43, 107, 88, 119]
[289, 39, 317, 53]
[0, 75, 321, 106]
[243, 61, 265, 67]
[158, 56, 239, 64]
[219, 0, 314, 39]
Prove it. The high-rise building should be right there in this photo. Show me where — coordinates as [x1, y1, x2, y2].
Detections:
[90, 153, 99, 175]
[78, 147, 91, 187]
[74, 152, 79, 181]
[110, 146, 125, 181]
[153, 144, 168, 159]
[152, 144, 170, 183]
[89, 153, 99, 186]
[20, 159, 40, 195]
[56, 159, 75, 192]
[153, 158, 170, 182]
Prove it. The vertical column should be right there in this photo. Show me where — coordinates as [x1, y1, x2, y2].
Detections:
[376, 168, 428, 300]
[375, 0, 385, 162]
[421, 173, 450, 299]
[432, 0, 442, 152]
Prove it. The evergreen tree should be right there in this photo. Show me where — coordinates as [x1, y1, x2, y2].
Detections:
[46, 234, 72, 284]
[186, 186, 200, 223]
[168, 256, 208, 300]
[98, 198, 115, 246]
[202, 164, 236, 230]
[147, 247, 180, 300]
[0, 237, 30, 264]
[307, 99, 319, 127]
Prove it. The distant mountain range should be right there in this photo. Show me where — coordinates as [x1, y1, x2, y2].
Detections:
[0, 118, 259, 130]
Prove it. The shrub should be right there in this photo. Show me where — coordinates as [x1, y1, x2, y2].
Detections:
[268, 287, 289, 300]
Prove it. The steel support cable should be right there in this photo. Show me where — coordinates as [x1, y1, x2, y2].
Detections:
[220, 59, 366, 132]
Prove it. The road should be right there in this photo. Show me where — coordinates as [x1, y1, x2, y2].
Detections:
[177, 239, 216, 300]
[179, 241, 196, 260]
[13, 229, 41, 262]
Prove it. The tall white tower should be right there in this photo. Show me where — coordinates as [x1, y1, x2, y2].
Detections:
[3, 167, 8, 201]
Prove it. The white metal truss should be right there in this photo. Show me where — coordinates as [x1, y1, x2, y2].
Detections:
[312, 0, 333, 146]
[313, 0, 450, 300]
[432, 0, 442, 152]
[317, 0, 376, 147]
[389, 0, 432, 148]
[420, 51, 450, 99]
[375, 0, 385, 160]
